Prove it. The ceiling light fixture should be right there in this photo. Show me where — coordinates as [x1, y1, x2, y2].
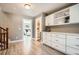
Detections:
[24, 4, 31, 9]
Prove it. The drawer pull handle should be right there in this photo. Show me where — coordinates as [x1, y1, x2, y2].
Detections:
[75, 53, 79, 55]
[76, 38, 79, 39]
[75, 45, 79, 47]
[56, 40, 58, 41]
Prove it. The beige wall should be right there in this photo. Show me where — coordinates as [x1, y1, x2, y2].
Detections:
[0, 12, 23, 41]
[0, 10, 33, 41]
[7, 14, 23, 41]
[0, 10, 9, 28]
[49, 24, 79, 33]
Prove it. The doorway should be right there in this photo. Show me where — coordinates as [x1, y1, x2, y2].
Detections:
[22, 19, 32, 50]
[35, 16, 42, 41]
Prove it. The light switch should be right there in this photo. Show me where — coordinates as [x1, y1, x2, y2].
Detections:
[18, 28, 21, 30]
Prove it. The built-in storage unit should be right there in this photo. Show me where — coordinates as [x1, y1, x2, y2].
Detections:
[70, 4, 79, 23]
[42, 32, 79, 55]
[42, 32, 66, 53]
[42, 4, 79, 55]
[45, 4, 79, 26]
[66, 33, 79, 54]
[54, 8, 70, 25]
[45, 14, 54, 26]
[45, 8, 70, 26]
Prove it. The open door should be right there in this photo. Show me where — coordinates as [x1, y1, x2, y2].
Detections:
[22, 19, 32, 50]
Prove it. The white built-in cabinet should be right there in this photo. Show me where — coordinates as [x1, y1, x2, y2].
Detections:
[42, 32, 66, 53]
[45, 14, 54, 26]
[43, 4, 79, 55]
[66, 33, 79, 54]
[70, 4, 79, 23]
[45, 4, 79, 26]
[42, 32, 79, 55]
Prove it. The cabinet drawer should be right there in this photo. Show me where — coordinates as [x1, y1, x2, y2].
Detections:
[52, 43, 65, 52]
[67, 46, 79, 55]
[51, 37, 55, 42]
[54, 38, 65, 45]
[67, 39, 79, 49]
[55, 33, 66, 39]
[67, 33, 79, 38]
[67, 35, 79, 39]
[55, 35, 66, 39]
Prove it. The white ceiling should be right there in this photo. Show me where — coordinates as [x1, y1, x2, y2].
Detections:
[0, 3, 72, 18]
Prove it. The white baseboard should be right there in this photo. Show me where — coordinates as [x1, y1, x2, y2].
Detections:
[9, 40, 24, 43]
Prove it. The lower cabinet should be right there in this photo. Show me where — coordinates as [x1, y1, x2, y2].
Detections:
[66, 33, 79, 55]
[54, 37, 65, 45]
[67, 34, 79, 49]
[66, 46, 79, 55]
[51, 42, 66, 52]
[42, 32, 52, 46]
[42, 32, 66, 53]
[42, 32, 79, 55]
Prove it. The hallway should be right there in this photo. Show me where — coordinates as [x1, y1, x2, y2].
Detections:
[0, 41, 64, 55]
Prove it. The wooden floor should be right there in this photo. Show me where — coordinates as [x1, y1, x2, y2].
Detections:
[0, 40, 64, 55]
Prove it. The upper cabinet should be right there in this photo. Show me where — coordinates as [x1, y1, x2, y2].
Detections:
[45, 8, 70, 26]
[70, 4, 79, 23]
[45, 14, 54, 26]
[45, 4, 79, 26]
[54, 8, 70, 25]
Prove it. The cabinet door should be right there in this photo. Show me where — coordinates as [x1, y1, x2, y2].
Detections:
[45, 16, 49, 26]
[46, 33, 52, 46]
[49, 14, 54, 25]
[70, 4, 79, 23]
[42, 32, 51, 46]
[54, 32, 66, 39]
[42, 32, 47, 44]
[67, 46, 79, 55]
[54, 37, 65, 45]
[51, 42, 65, 52]
[45, 14, 54, 26]
[67, 34, 79, 49]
